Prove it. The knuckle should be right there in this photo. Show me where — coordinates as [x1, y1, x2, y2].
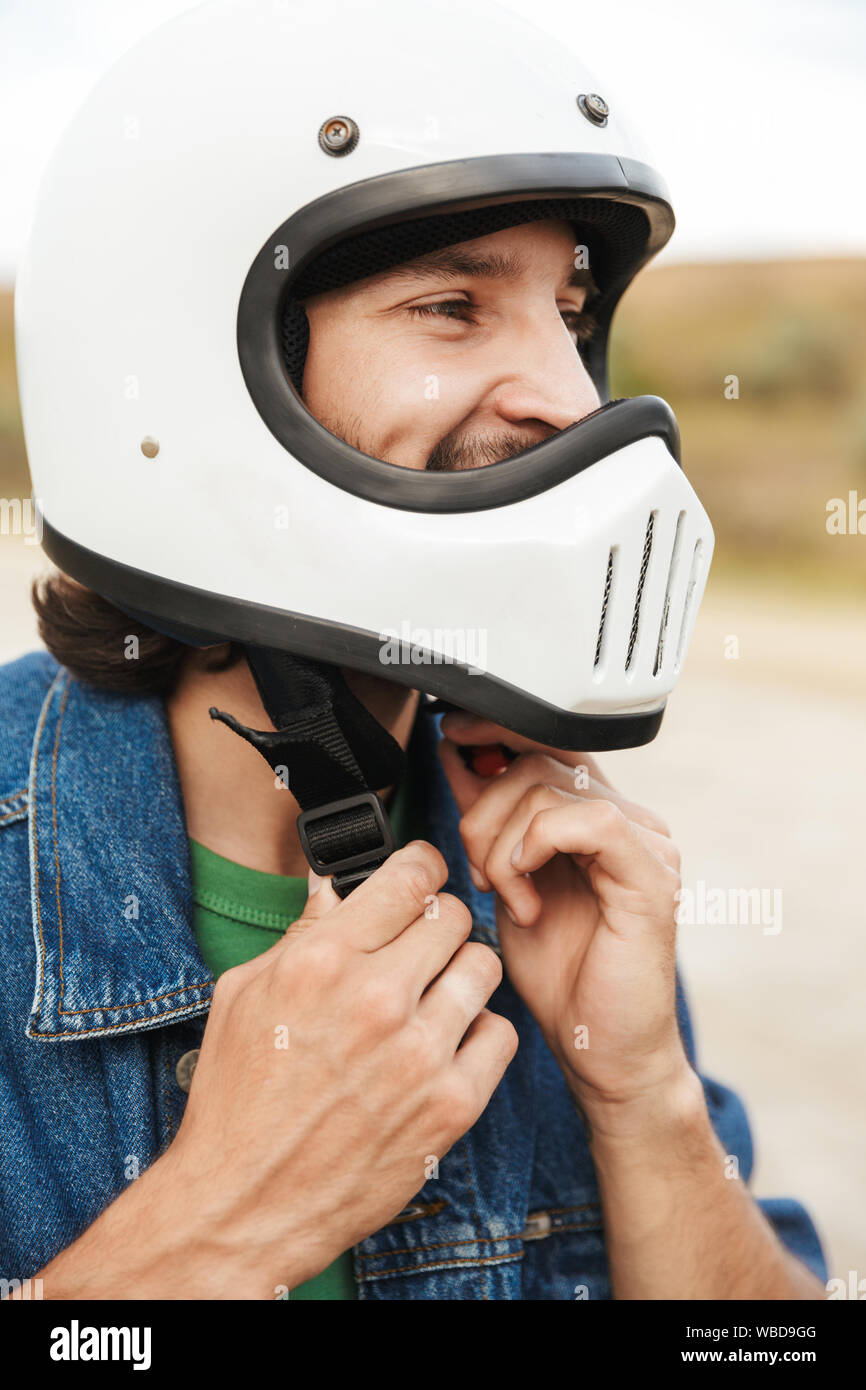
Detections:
[594, 797, 625, 832]
[457, 811, 482, 861]
[524, 752, 559, 782]
[461, 941, 503, 993]
[399, 1016, 438, 1073]
[357, 972, 407, 1033]
[434, 1073, 476, 1136]
[660, 860, 682, 891]
[296, 933, 345, 987]
[394, 844, 445, 905]
[493, 1014, 520, 1061]
[401, 860, 436, 908]
[210, 970, 241, 1012]
[525, 782, 555, 815]
[435, 893, 474, 938]
[403, 840, 449, 882]
[488, 1026, 520, 1084]
[661, 841, 682, 872]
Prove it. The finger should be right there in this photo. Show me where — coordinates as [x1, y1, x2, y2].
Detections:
[448, 739, 673, 890]
[294, 866, 341, 923]
[448, 746, 580, 894]
[439, 710, 616, 789]
[418, 940, 503, 1048]
[511, 799, 678, 930]
[482, 783, 567, 926]
[317, 840, 450, 951]
[451, 1008, 519, 1112]
[382, 891, 474, 997]
[231, 866, 343, 983]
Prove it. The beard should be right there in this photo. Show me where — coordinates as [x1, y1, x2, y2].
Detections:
[310, 401, 547, 473]
[425, 429, 545, 472]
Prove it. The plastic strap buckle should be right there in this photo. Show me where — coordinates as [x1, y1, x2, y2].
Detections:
[297, 791, 396, 893]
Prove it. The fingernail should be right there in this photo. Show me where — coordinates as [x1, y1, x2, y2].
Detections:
[503, 904, 519, 926]
[510, 837, 524, 867]
[468, 863, 487, 891]
[307, 869, 322, 895]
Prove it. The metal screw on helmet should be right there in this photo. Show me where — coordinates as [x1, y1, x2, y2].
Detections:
[140, 436, 159, 458]
[318, 116, 360, 156]
[577, 93, 609, 127]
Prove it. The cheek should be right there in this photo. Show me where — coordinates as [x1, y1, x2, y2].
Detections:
[302, 310, 482, 466]
[377, 362, 474, 463]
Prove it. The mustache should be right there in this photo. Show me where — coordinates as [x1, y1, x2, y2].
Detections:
[425, 429, 551, 473]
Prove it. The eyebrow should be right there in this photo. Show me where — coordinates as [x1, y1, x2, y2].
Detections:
[377, 245, 598, 297]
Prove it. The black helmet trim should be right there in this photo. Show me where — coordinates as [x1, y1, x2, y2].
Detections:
[236, 151, 675, 514]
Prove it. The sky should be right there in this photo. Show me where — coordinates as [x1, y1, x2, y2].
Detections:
[0, 0, 864, 281]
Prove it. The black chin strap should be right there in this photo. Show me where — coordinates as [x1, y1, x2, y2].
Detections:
[209, 646, 406, 898]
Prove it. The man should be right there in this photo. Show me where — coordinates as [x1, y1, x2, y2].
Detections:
[3, 0, 826, 1299]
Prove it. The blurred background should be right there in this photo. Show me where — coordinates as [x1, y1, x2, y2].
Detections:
[1, 0, 864, 1286]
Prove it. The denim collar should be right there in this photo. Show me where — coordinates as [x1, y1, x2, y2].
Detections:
[26, 667, 496, 1041]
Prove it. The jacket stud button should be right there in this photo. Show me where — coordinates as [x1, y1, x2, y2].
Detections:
[175, 1049, 200, 1093]
[520, 1210, 552, 1241]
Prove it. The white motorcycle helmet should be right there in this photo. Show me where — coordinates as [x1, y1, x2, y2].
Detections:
[15, 0, 714, 889]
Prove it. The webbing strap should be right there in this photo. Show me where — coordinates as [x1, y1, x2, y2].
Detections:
[209, 646, 405, 896]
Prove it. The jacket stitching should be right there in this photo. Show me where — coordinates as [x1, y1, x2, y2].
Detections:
[359, 1232, 522, 1260]
[357, 1249, 523, 1281]
[51, 679, 70, 1004]
[163, 1043, 174, 1142]
[0, 788, 28, 821]
[546, 1203, 601, 1217]
[357, 1214, 603, 1261]
[460, 1136, 489, 1301]
[31, 670, 213, 1027]
[32, 669, 65, 1017]
[58, 982, 215, 1015]
[27, 996, 213, 1038]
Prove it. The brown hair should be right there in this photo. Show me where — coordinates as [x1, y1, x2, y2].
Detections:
[31, 572, 242, 695]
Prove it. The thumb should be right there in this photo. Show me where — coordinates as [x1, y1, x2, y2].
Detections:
[301, 865, 341, 919]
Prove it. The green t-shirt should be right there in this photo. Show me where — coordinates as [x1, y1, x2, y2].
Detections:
[188, 745, 426, 1300]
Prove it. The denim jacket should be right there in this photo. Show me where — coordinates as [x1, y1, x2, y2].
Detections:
[0, 651, 827, 1298]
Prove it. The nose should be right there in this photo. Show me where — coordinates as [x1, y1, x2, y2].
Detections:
[489, 311, 601, 436]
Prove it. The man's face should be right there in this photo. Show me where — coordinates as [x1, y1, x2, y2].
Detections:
[301, 218, 602, 471]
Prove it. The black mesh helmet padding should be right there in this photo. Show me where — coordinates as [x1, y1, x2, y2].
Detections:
[280, 196, 651, 392]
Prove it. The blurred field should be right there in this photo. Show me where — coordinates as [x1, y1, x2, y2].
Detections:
[1, 260, 865, 1288]
[611, 257, 866, 595]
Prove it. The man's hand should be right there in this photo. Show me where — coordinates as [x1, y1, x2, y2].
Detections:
[438, 710, 689, 1118]
[27, 840, 517, 1299]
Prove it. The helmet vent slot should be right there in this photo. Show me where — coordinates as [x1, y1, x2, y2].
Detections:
[593, 548, 615, 669]
[674, 539, 704, 673]
[625, 511, 656, 672]
[653, 509, 686, 677]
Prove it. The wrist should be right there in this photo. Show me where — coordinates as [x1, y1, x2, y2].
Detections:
[39, 1148, 305, 1300]
[575, 1056, 708, 1150]
[144, 1146, 314, 1298]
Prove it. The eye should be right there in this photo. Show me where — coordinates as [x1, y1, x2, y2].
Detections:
[406, 299, 476, 323]
[560, 308, 599, 347]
